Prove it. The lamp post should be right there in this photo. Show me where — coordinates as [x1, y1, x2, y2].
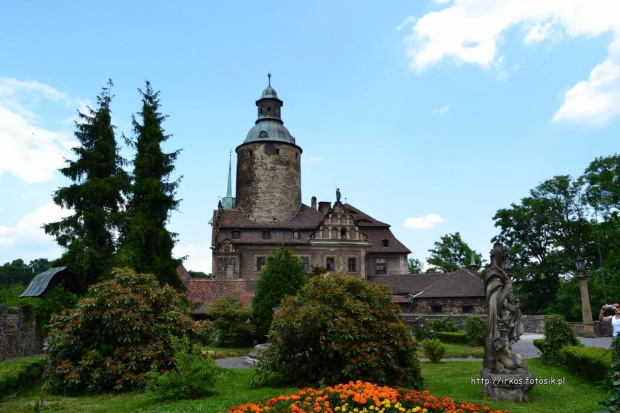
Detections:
[575, 256, 595, 337]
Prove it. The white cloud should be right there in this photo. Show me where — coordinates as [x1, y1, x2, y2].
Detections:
[174, 243, 212, 273]
[0, 78, 79, 183]
[433, 105, 450, 115]
[401, 0, 620, 125]
[0, 203, 71, 247]
[403, 213, 444, 230]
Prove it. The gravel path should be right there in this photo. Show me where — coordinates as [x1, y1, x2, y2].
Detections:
[214, 334, 615, 368]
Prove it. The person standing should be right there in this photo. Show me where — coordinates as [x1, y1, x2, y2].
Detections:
[599, 301, 620, 337]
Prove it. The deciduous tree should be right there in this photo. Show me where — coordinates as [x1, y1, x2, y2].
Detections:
[426, 232, 482, 273]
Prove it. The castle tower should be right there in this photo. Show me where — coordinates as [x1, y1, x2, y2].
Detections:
[235, 75, 302, 223]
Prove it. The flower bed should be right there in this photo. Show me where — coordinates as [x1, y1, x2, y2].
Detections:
[225, 381, 508, 413]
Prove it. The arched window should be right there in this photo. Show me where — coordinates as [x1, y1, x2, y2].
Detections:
[331, 227, 338, 239]
[350, 228, 357, 239]
[322, 227, 328, 238]
[292, 230, 300, 240]
[340, 228, 347, 239]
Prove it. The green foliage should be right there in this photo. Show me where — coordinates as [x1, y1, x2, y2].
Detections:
[429, 316, 459, 333]
[0, 354, 45, 397]
[207, 296, 255, 347]
[435, 332, 469, 344]
[44, 268, 207, 395]
[0, 284, 27, 306]
[254, 273, 423, 389]
[596, 359, 620, 413]
[188, 270, 212, 278]
[44, 81, 130, 287]
[541, 314, 581, 366]
[251, 248, 307, 340]
[464, 316, 486, 346]
[145, 335, 220, 400]
[560, 345, 611, 382]
[414, 317, 435, 341]
[408, 257, 423, 274]
[0, 258, 50, 287]
[426, 232, 483, 273]
[422, 339, 446, 363]
[533, 339, 545, 352]
[20, 284, 78, 331]
[117, 81, 183, 291]
[612, 335, 620, 366]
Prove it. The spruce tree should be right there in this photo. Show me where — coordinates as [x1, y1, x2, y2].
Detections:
[118, 81, 183, 290]
[252, 247, 307, 340]
[44, 81, 130, 287]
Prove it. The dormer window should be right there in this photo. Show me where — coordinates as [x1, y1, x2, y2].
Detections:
[262, 230, 270, 240]
[232, 230, 240, 240]
[382, 239, 390, 248]
[292, 230, 300, 240]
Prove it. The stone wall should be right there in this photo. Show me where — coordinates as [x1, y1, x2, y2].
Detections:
[0, 305, 44, 361]
[399, 297, 487, 315]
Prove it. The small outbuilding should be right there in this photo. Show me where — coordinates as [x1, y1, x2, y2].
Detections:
[19, 267, 84, 298]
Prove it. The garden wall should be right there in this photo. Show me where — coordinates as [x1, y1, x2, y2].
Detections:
[0, 305, 44, 361]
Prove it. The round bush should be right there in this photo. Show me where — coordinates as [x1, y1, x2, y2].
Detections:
[422, 339, 446, 363]
[254, 273, 423, 389]
[464, 316, 486, 346]
[542, 314, 581, 366]
[45, 268, 209, 394]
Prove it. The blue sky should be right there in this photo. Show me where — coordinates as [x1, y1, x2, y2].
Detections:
[1, 1, 618, 272]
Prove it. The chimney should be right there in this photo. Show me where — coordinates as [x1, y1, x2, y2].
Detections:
[311, 196, 317, 210]
[318, 201, 331, 214]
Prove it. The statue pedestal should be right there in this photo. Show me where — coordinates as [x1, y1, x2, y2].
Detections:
[481, 368, 534, 402]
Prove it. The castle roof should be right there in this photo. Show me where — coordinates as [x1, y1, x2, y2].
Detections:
[367, 268, 485, 298]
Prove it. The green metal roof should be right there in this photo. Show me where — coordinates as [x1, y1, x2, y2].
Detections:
[19, 267, 84, 298]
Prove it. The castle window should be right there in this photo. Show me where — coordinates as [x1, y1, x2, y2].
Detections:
[262, 230, 270, 240]
[341, 228, 347, 239]
[300, 256, 309, 271]
[217, 258, 223, 271]
[326, 257, 335, 271]
[322, 227, 328, 238]
[382, 239, 390, 248]
[376, 263, 386, 275]
[331, 228, 338, 239]
[350, 228, 357, 239]
[257, 256, 266, 271]
[275, 149, 280, 155]
[348, 258, 356, 272]
[292, 230, 299, 240]
[232, 230, 240, 240]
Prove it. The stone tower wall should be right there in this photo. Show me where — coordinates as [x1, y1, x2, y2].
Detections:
[236, 141, 301, 223]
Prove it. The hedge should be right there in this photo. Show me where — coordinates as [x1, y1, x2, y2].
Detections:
[560, 345, 611, 382]
[435, 332, 468, 345]
[0, 354, 46, 396]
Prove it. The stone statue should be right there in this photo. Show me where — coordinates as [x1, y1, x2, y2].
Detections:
[481, 242, 533, 401]
[336, 188, 341, 203]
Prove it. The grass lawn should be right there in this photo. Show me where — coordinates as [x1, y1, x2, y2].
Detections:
[442, 343, 484, 358]
[0, 358, 611, 412]
[421, 358, 610, 413]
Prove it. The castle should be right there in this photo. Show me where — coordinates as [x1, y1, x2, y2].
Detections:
[210, 76, 410, 279]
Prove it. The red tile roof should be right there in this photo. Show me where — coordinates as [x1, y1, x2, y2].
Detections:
[368, 268, 484, 298]
[187, 279, 256, 314]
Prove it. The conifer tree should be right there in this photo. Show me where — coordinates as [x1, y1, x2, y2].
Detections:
[118, 81, 183, 290]
[44, 81, 130, 287]
[252, 248, 307, 340]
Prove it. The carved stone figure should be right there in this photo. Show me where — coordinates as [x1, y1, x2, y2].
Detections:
[336, 188, 341, 203]
[481, 242, 533, 401]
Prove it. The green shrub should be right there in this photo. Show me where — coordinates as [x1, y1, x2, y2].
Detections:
[435, 331, 468, 344]
[254, 273, 423, 389]
[0, 354, 46, 397]
[560, 345, 611, 382]
[612, 334, 620, 366]
[533, 339, 545, 352]
[208, 296, 255, 347]
[422, 339, 446, 363]
[430, 317, 459, 333]
[45, 268, 209, 395]
[541, 314, 581, 366]
[464, 316, 486, 346]
[596, 359, 620, 413]
[145, 335, 220, 400]
[414, 316, 435, 341]
[252, 248, 307, 340]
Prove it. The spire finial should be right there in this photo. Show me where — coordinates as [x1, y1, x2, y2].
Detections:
[268, 73, 271, 86]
